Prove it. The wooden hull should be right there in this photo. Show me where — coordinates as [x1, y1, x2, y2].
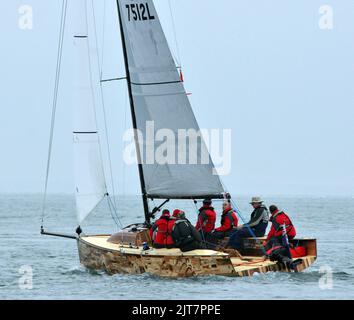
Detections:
[77, 235, 317, 278]
[78, 236, 236, 277]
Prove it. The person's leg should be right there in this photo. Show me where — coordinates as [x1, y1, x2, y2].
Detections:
[264, 236, 282, 251]
[227, 228, 250, 250]
[203, 232, 215, 246]
[199, 230, 207, 242]
[254, 222, 268, 237]
[224, 230, 233, 237]
[208, 231, 225, 244]
[199, 232, 216, 249]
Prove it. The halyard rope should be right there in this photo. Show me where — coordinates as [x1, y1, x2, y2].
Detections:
[41, 0, 68, 228]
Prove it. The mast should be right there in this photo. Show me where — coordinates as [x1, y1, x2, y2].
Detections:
[115, 0, 150, 225]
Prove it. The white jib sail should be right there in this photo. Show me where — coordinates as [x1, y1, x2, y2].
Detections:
[73, 0, 107, 224]
[117, 0, 225, 199]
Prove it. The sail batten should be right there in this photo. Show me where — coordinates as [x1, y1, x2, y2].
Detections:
[117, 0, 225, 199]
[73, 0, 107, 223]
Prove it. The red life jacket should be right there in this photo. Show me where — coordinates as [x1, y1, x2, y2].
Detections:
[268, 210, 296, 240]
[150, 217, 175, 248]
[195, 205, 216, 233]
[290, 246, 307, 258]
[215, 209, 238, 232]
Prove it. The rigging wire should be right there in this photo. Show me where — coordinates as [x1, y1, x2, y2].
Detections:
[90, 0, 121, 226]
[121, 87, 129, 197]
[107, 194, 123, 229]
[168, 0, 182, 68]
[41, 0, 68, 228]
[100, 0, 107, 79]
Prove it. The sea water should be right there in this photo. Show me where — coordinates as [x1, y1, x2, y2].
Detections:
[0, 194, 353, 300]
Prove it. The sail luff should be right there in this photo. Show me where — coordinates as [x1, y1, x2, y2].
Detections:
[116, 0, 151, 223]
[73, 0, 107, 224]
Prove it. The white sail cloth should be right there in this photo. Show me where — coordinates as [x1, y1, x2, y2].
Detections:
[118, 0, 225, 199]
[73, 0, 107, 223]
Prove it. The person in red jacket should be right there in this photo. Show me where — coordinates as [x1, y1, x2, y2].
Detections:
[215, 201, 238, 235]
[208, 201, 238, 245]
[263, 205, 296, 251]
[195, 199, 216, 238]
[150, 209, 175, 249]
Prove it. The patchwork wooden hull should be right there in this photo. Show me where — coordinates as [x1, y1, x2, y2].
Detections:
[77, 234, 317, 278]
[78, 236, 235, 277]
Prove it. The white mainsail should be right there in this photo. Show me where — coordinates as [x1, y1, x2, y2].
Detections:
[117, 0, 225, 199]
[73, 0, 107, 223]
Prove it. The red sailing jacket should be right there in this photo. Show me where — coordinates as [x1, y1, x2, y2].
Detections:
[215, 209, 238, 232]
[150, 217, 175, 248]
[266, 210, 296, 241]
[195, 205, 216, 233]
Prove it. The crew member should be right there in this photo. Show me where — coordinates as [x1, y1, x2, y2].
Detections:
[195, 199, 216, 239]
[263, 205, 296, 251]
[150, 209, 175, 249]
[171, 209, 204, 252]
[210, 201, 238, 242]
[227, 196, 269, 250]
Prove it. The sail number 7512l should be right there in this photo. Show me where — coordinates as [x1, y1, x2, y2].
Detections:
[126, 3, 155, 21]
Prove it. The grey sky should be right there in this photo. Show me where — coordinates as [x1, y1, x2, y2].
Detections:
[0, 0, 353, 196]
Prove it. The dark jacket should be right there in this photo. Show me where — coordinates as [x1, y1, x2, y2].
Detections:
[172, 219, 203, 252]
[246, 205, 269, 228]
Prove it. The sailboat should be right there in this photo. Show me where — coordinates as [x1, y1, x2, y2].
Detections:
[41, 0, 317, 277]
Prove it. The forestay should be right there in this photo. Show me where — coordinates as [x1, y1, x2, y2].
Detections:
[73, 0, 107, 223]
[117, 0, 225, 199]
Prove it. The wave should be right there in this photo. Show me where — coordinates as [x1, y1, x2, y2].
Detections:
[60, 265, 106, 276]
